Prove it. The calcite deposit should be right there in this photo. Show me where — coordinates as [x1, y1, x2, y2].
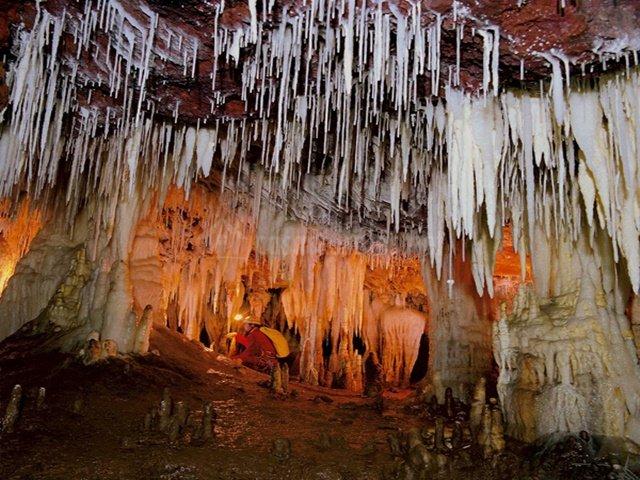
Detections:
[0, 0, 639, 476]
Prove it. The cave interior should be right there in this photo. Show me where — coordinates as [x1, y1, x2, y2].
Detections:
[0, 0, 639, 478]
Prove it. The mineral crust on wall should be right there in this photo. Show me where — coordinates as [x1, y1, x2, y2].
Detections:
[494, 225, 640, 447]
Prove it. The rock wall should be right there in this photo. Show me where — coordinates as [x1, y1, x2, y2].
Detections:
[493, 227, 640, 447]
[0, 221, 85, 341]
[0, 191, 155, 355]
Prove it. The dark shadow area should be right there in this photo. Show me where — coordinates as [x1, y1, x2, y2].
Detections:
[352, 334, 366, 355]
[409, 333, 429, 384]
[199, 326, 211, 348]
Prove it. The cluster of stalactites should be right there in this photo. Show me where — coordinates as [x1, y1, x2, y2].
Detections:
[1, 2, 639, 298]
[445, 70, 640, 295]
[136, 186, 427, 390]
[146, 186, 415, 336]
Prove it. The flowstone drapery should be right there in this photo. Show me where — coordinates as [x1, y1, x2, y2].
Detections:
[494, 227, 640, 448]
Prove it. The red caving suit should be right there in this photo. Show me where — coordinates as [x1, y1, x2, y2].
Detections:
[233, 326, 278, 372]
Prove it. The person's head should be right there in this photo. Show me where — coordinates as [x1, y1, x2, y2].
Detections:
[234, 312, 260, 332]
[242, 321, 260, 333]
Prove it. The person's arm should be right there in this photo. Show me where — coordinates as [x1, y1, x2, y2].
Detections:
[232, 332, 255, 361]
[235, 333, 250, 350]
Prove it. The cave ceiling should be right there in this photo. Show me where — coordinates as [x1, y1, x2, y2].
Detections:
[1, 0, 638, 121]
[0, 0, 639, 253]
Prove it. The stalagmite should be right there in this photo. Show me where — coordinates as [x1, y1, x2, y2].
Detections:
[143, 411, 153, 432]
[2, 385, 22, 433]
[133, 305, 153, 354]
[489, 399, 505, 454]
[72, 397, 84, 415]
[478, 404, 493, 458]
[159, 388, 172, 432]
[470, 377, 486, 439]
[83, 338, 102, 365]
[168, 401, 189, 443]
[200, 402, 214, 441]
[281, 363, 290, 394]
[444, 387, 454, 419]
[406, 427, 434, 474]
[36, 387, 46, 411]
[101, 339, 118, 358]
[270, 364, 284, 396]
[271, 438, 292, 461]
[434, 417, 446, 452]
[451, 421, 464, 450]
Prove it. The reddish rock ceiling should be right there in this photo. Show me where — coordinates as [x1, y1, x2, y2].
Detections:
[0, 0, 638, 123]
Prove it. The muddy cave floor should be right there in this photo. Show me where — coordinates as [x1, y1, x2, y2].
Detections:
[0, 327, 629, 480]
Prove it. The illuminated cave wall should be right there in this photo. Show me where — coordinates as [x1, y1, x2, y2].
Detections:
[0, 185, 435, 391]
[0, 200, 42, 294]
[494, 225, 640, 446]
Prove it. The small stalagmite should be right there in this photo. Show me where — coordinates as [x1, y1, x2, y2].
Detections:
[71, 395, 85, 415]
[470, 377, 486, 439]
[451, 421, 464, 450]
[281, 363, 290, 394]
[271, 438, 292, 461]
[133, 305, 154, 354]
[406, 428, 434, 473]
[83, 338, 102, 365]
[159, 388, 173, 432]
[143, 411, 153, 432]
[444, 387, 454, 419]
[427, 395, 439, 416]
[168, 401, 189, 442]
[407, 428, 423, 450]
[489, 398, 505, 454]
[2, 384, 22, 433]
[270, 364, 284, 396]
[201, 402, 214, 441]
[101, 339, 118, 358]
[36, 387, 46, 411]
[434, 416, 446, 452]
[479, 404, 493, 458]
[387, 432, 404, 457]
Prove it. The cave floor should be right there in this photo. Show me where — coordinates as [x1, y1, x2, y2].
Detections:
[0, 326, 624, 480]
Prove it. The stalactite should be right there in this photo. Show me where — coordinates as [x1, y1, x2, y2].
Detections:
[0, 0, 638, 414]
[1, 2, 639, 297]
